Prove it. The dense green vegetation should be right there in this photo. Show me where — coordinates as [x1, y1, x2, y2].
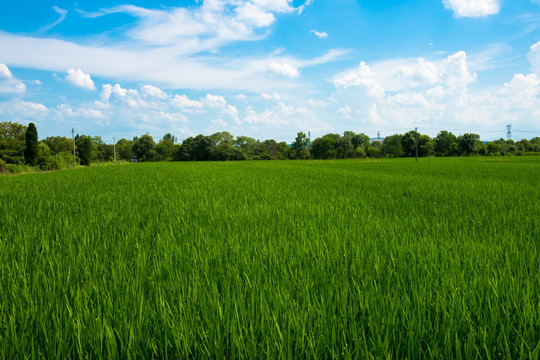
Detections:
[1, 157, 539, 358]
[2, 121, 540, 174]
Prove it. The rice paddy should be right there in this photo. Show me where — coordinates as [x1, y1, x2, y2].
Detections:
[0, 157, 539, 358]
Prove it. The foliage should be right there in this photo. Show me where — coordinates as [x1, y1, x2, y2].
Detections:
[116, 138, 134, 161]
[2, 121, 540, 174]
[78, 135, 94, 166]
[132, 135, 156, 162]
[435, 131, 458, 156]
[310, 133, 340, 159]
[24, 123, 38, 166]
[0, 158, 539, 358]
[382, 134, 404, 157]
[457, 133, 481, 155]
[42, 136, 73, 155]
[0, 121, 26, 151]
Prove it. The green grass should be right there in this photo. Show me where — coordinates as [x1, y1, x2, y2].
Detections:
[1, 157, 539, 358]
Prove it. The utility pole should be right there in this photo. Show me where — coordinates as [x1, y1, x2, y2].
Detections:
[506, 124, 512, 141]
[415, 127, 419, 162]
[113, 137, 117, 163]
[72, 128, 76, 167]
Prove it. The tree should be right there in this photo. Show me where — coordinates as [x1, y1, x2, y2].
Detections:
[457, 133, 480, 155]
[132, 135, 156, 161]
[116, 138, 134, 161]
[401, 131, 417, 157]
[210, 142, 245, 161]
[336, 136, 354, 158]
[435, 131, 458, 156]
[209, 131, 234, 147]
[0, 121, 26, 151]
[155, 134, 176, 160]
[42, 136, 73, 154]
[78, 135, 93, 166]
[382, 134, 404, 157]
[351, 133, 370, 150]
[24, 122, 38, 166]
[191, 134, 212, 161]
[418, 135, 434, 157]
[310, 133, 340, 159]
[162, 133, 176, 144]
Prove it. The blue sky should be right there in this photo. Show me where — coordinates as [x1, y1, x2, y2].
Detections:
[1, 0, 540, 142]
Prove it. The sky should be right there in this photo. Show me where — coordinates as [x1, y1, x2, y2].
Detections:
[2, 0, 540, 143]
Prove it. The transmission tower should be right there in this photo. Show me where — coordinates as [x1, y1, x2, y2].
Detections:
[506, 124, 512, 140]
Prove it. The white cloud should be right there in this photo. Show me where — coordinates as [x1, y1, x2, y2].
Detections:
[100, 84, 113, 102]
[333, 61, 385, 98]
[171, 94, 204, 108]
[311, 30, 328, 39]
[65, 69, 96, 90]
[443, 0, 500, 18]
[235, 3, 276, 27]
[141, 85, 167, 99]
[0, 64, 26, 94]
[252, 0, 296, 12]
[100, 83, 150, 108]
[236, 94, 247, 100]
[337, 105, 352, 118]
[267, 62, 300, 78]
[204, 94, 227, 108]
[306, 99, 327, 107]
[394, 57, 440, 88]
[0, 32, 343, 93]
[57, 104, 105, 119]
[41, 6, 68, 31]
[262, 92, 280, 101]
[224, 104, 239, 117]
[142, 111, 188, 124]
[527, 41, 540, 75]
[442, 51, 477, 90]
[80, 0, 302, 50]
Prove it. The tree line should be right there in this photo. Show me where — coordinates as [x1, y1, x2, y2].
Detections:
[1, 121, 539, 173]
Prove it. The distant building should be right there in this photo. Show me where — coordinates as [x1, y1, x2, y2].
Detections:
[370, 131, 383, 143]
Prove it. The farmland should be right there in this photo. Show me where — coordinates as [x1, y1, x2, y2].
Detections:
[0, 157, 539, 358]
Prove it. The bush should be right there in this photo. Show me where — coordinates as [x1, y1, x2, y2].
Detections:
[0, 158, 6, 173]
[5, 163, 35, 174]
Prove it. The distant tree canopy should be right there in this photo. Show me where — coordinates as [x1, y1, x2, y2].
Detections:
[24, 123, 38, 166]
[77, 135, 93, 166]
[1, 121, 540, 174]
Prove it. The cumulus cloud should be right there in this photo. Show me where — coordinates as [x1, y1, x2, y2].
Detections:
[204, 94, 227, 108]
[171, 94, 204, 109]
[57, 104, 105, 119]
[333, 61, 385, 98]
[394, 57, 440, 88]
[0, 64, 26, 94]
[331, 51, 482, 130]
[100, 84, 149, 108]
[337, 105, 352, 118]
[443, 0, 500, 18]
[141, 85, 167, 99]
[235, 3, 276, 27]
[311, 30, 328, 39]
[65, 69, 96, 90]
[262, 92, 280, 101]
[267, 62, 300, 78]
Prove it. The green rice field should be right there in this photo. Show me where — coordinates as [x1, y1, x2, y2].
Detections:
[0, 157, 539, 358]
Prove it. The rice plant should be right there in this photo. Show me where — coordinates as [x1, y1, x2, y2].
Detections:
[0, 157, 539, 358]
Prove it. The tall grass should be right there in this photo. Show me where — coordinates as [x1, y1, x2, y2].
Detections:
[0, 157, 539, 358]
